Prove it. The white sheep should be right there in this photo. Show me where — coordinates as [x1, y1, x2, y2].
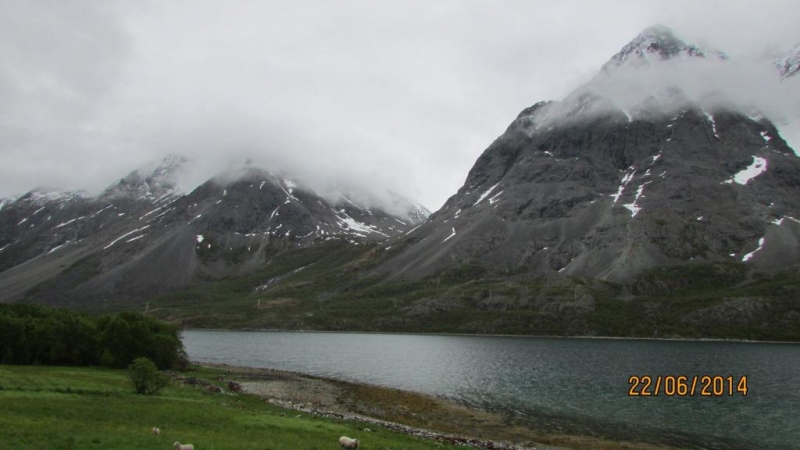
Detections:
[173, 441, 194, 450]
[339, 436, 359, 449]
[152, 427, 160, 436]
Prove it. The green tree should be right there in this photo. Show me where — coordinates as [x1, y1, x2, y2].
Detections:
[128, 357, 169, 395]
[0, 305, 185, 369]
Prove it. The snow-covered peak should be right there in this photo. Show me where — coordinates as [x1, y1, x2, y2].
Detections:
[18, 188, 88, 206]
[150, 153, 189, 179]
[775, 43, 800, 79]
[605, 25, 727, 69]
[511, 26, 735, 132]
[0, 195, 19, 212]
[101, 154, 189, 201]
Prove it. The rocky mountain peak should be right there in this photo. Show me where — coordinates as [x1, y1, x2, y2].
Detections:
[17, 188, 88, 206]
[775, 43, 800, 79]
[605, 25, 726, 70]
[0, 196, 16, 212]
[100, 154, 189, 202]
[151, 153, 189, 179]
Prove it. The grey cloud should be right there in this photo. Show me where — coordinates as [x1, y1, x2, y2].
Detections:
[0, 0, 131, 192]
[1, 0, 799, 211]
[524, 47, 800, 156]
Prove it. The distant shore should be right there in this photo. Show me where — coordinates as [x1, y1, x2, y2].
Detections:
[186, 327, 800, 345]
[197, 362, 684, 450]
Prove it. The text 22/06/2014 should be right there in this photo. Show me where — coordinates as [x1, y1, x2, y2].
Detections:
[628, 375, 748, 397]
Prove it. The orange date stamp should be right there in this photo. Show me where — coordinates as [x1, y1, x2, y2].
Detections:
[628, 375, 748, 397]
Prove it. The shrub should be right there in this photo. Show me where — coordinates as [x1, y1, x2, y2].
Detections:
[128, 357, 169, 395]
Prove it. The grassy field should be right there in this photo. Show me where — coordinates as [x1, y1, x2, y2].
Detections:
[0, 364, 470, 450]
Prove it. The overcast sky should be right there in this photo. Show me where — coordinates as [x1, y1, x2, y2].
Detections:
[2, 0, 799, 211]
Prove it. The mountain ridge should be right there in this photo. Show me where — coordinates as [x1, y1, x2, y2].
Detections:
[0, 156, 429, 306]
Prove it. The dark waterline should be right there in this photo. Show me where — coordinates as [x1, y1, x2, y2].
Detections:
[182, 330, 800, 449]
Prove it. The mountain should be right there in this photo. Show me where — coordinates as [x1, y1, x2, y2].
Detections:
[603, 25, 727, 70]
[0, 156, 428, 307]
[3, 26, 799, 340]
[775, 43, 800, 79]
[378, 26, 800, 283]
[138, 26, 797, 340]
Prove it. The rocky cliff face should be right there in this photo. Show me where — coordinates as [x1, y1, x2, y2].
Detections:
[0, 157, 428, 306]
[379, 27, 800, 282]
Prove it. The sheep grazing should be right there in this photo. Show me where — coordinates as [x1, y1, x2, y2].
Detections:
[339, 436, 359, 449]
[173, 441, 194, 450]
[152, 427, 160, 436]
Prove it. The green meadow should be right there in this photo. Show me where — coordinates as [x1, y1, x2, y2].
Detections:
[0, 364, 468, 450]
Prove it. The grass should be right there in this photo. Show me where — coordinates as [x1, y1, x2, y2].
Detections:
[0, 364, 470, 450]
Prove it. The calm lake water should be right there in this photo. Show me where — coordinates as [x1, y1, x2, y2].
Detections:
[182, 331, 800, 449]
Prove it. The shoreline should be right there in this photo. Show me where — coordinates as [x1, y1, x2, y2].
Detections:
[183, 328, 800, 345]
[195, 361, 684, 450]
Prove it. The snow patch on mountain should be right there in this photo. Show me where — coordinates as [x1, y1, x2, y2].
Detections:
[55, 216, 87, 228]
[611, 171, 636, 203]
[623, 181, 650, 218]
[704, 112, 720, 138]
[488, 191, 504, 205]
[723, 157, 768, 185]
[335, 211, 389, 238]
[126, 234, 147, 243]
[474, 183, 500, 206]
[742, 237, 765, 262]
[104, 226, 151, 250]
[773, 216, 800, 226]
[47, 242, 68, 255]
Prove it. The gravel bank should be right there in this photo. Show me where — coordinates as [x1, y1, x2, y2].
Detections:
[195, 363, 682, 450]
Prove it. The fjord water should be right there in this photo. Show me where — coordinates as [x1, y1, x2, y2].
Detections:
[183, 331, 799, 449]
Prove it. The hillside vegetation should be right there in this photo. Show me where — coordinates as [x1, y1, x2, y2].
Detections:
[86, 240, 800, 341]
[0, 305, 186, 369]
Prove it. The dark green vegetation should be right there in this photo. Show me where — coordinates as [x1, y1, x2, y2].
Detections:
[128, 357, 169, 395]
[0, 304, 186, 369]
[0, 365, 470, 450]
[115, 240, 800, 341]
